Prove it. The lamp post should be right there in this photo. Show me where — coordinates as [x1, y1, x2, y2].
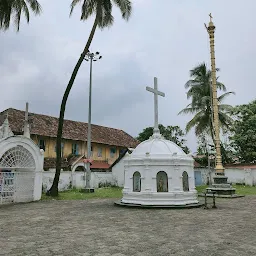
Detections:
[84, 51, 102, 193]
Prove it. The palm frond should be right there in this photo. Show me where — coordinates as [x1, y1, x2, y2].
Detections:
[185, 110, 205, 133]
[113, 0, 132, 20]
[27, 0, 41, 14]
[218, 111, 234, 125]
[0, 0, 41, 31]
[70, 0, 131, 29]
[178, 107, 201, 115]
[218, 91, 235, 103]
[216, 81, 227, 91]
[218, 104, 233, 112]
[70, 0, 82, 16]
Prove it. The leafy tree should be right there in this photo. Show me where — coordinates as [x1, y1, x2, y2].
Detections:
[229, 99, 256, 163]
[220, 142, 233, 164]
[136, 124, 190, 154]
[179, 62, 234, 142]
[48, 0, 132, 197]
[196, 133, 208, 155]
[0, 0, 42, 31]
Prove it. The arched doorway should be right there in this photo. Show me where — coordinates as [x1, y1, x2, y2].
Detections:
[133, 171, 141, 192]
[182, 171, 189, 191]
[156, 171, 168, 192]
[71, 163, 87, 188]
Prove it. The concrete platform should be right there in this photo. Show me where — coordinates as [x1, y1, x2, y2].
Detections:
[114, 200, 204, 209]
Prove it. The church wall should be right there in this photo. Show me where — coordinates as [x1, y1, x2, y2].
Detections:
[112, 154, 130, 187]
[42, 171, 114, 191]
[194, 167, 256, 186]
[41, 168, 256, 193]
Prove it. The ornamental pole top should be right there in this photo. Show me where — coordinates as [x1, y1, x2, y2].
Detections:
[208, 13, 214, 27]
[209, 13, 213, 22]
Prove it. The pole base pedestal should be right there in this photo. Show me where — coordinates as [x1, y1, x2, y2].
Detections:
[204, 175, 244, 198]
[80, 188, 95, 193]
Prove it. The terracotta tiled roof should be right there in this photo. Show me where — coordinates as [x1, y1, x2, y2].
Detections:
[0, 108, 139, 148]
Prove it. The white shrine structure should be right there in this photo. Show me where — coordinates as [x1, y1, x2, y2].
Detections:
[117, 77, 200, 207]
[0, 104, 44, 205]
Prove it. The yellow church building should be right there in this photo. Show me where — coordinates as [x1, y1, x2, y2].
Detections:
[0, 108, 139, 171]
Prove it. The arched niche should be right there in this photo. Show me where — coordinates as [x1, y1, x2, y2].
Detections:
[133, 171, 141, 192]
[156, 171, 168, 192]
[75, 166, 86, 172]
[182, 171, 189, 191]
[71, 162, 86, 173]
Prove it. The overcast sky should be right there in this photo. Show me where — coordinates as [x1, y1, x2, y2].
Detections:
[0, 0, 255, 152]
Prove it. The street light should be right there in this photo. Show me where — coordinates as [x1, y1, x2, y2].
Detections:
[84, 51, 102, 192]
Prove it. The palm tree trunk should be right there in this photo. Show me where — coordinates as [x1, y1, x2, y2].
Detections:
[46, 15, 98, 197]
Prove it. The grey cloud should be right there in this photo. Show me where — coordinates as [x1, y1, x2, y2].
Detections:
[1, 0, 256, 153]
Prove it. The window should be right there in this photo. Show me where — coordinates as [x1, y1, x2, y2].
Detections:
[182, 171, 189, 191]
[55, 142, 64, 157]
[110, 147, 116, 158]
[97, 147, 102, 157]
[156, 171, 168, 192]
[38, 139, 45, 151]
[133, 171, 141, 192]
[72, 143, 79, 156]
[91, 146, 93, 157]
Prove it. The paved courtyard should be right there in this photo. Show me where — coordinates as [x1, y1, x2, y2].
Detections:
[0, 196, 256, 256]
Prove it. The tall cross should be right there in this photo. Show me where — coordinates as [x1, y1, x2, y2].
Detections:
[146, 77, 165, 135]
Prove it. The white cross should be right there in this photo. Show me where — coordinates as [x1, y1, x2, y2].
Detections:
[146, 77, 165, 135]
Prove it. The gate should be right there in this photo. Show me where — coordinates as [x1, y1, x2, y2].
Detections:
[0, 171, 15, 204]
[0, 171, 35, 205]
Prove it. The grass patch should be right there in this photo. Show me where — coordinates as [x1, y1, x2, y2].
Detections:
[196, 185, 256, 195]
[42, 187, 123, 200]
[42, 185, 256, 201]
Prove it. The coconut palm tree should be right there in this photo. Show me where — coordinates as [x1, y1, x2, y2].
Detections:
[0, 0, 42, 31]
[179, 62, 234, 142]
[47, 0, 132, 197]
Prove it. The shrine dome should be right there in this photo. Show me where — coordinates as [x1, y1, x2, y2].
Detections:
[131, 134, 187, 158]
